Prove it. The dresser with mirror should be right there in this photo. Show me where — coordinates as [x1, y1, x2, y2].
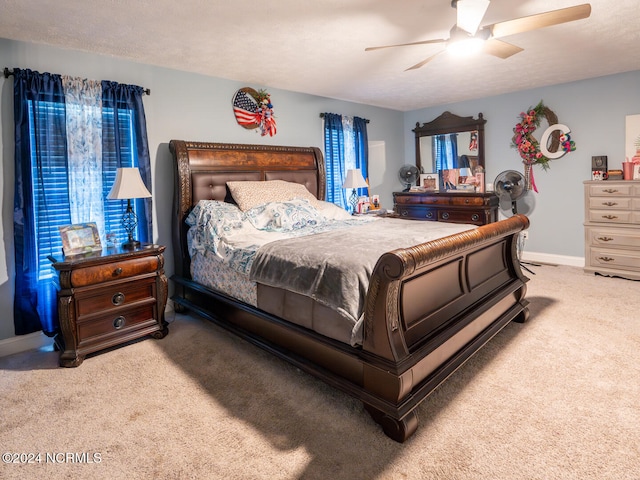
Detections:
[394, 111, 498, 225]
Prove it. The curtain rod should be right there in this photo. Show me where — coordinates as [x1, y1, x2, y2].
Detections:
[319, 112, 369, 123]
[3, 67, 151, 95]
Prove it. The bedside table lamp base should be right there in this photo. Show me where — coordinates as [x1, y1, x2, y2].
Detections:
[121, 199, 141, 249]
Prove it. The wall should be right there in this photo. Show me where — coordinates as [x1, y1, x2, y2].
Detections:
[404, 70, 640, 263]
[0, 38, 405, 341]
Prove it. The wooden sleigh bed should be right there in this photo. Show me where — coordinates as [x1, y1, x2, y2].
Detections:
[169, 140, 530, 442]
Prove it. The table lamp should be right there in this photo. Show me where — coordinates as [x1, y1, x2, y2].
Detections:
[342, 169, 368, 213]
[107, 167, 152, 249]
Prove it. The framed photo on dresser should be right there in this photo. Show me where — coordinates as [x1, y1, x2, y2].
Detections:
[419, 173, 439, 191]
[634, 164, 640, 180]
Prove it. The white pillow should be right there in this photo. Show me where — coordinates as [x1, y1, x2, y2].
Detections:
[226, 180, 318, 211]
[315, 201, 352, 221]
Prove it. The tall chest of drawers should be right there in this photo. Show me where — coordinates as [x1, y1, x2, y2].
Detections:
[584, 180, 640, 280]
[50, 243, 169, 367]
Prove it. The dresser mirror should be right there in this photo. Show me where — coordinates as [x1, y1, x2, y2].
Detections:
[413, 111, 486, 178]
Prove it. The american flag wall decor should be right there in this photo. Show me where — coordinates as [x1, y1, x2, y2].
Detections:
[232, 87, 277, 136]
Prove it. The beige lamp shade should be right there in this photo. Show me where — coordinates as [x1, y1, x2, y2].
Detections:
[107, 168, 152, 200]
[342, 169, 368, 189]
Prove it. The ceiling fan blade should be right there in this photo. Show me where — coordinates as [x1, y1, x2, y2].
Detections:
[456, 0, 490, 35]
[482, 38, 523, 59]
[405, 51, 444, 71]
[365, 38, 446, 52]
[488, 4, 591, 39]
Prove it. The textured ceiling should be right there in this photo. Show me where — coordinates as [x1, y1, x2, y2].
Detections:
[2, 0, 640, 111]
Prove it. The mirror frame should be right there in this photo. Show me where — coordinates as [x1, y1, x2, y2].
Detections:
[413, 111, 486, 174]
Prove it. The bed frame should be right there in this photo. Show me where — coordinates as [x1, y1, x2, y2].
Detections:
[169, 140, 530, 442]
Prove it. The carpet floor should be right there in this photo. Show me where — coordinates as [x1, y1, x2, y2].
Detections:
[1, 265, 638, 479]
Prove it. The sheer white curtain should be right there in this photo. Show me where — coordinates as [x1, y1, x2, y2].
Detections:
[342, 115, 357, 172]
[62, 76, 106, 240]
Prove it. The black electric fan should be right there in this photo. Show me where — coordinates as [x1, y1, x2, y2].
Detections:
[493, 170, 537, 273]
[398, 164, 419, 192]
[494, 170, 526, 214]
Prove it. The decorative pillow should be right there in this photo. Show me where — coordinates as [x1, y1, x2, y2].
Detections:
[245, 199, 324, 232]
[186, 200, 250, 255]
[186, 200, 245, 230]
[226, 180, 318, 211]
[315, 201, 352, 221]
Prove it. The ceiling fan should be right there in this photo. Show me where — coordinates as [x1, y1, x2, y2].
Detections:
[365, 1, 591, 70]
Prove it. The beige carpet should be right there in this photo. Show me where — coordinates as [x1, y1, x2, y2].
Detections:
[1, 265, 638, 480]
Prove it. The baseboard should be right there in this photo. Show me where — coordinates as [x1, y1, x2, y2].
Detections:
[521, 251, 584, 267]
[0, 331, 52, 358]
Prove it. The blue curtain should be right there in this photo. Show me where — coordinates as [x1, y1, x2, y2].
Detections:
[13, 69, 67, 335]
[12, 70, 151, 336]
[102, 81, 152, 243]
[323, 113, 347, 207]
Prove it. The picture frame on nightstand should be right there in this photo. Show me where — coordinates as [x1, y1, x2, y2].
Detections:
[634, 164, 640, 179]
[59, 222, 102, 256]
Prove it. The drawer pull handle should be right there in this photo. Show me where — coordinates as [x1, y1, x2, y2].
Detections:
[113, 316, 126, 329]
[425, 212, 433, 218]
[442, 212, 450, 220]
[602, 189, 619, 193]
[597, 256, 615, 263]
[601, 215, 618, 220]
[401, 211, 408, 217]
[602, 202, 618, 206]
[112, 292, 125, 306]
[113, 267, 123, 276]
[471, 214, 479, 221]
[597, 236, 614, 242]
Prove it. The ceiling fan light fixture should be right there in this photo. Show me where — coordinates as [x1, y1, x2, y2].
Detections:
[447, 36, 485, 56]
[446, 26, 487, 57]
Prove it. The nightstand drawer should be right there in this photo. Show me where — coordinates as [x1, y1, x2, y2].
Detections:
[75, 278, 156, 317]
[70, 256, 159, 287]
[77, 305, 156, 346]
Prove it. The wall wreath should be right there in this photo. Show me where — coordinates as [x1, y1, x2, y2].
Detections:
[232, 87, 277, 137]
[512, 100, 575, 192]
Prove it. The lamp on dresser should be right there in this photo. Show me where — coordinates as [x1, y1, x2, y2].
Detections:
[107, 167, 152, 249]
[342, 168, 368, 213]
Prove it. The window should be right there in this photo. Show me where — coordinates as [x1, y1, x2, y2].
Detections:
[322, 113, 369, 210]
[29, 101, 140, 282]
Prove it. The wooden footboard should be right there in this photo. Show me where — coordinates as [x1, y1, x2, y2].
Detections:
[359, 214, 529, 440]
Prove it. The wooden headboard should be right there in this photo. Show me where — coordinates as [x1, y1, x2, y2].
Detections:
[169, 140, 326, 278]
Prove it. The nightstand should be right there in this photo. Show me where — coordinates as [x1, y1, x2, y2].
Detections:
[50, 243, 168, 367]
